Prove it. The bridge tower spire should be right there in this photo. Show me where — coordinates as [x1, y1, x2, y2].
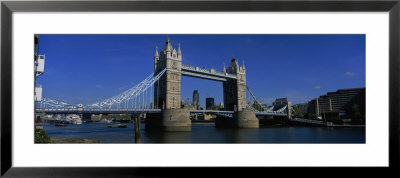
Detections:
[155, 46, 159, 57]
[177, 43, 182, 56]
[154, 46, 159, 71]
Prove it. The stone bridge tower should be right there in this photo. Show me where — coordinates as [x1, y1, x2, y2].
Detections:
[221, 58, 258, 128]
[149, 38, 191, 131]
[223, 58, 247, 111]
[154, 38, 182, 109]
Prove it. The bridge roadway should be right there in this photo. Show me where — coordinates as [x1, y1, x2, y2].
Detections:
[35, 108, 287, 117]
[181, 64, 237, 82]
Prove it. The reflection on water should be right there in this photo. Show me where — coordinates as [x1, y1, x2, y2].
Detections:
[43, 122, 365, 144]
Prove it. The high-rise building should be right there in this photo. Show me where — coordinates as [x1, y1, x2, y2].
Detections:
[206, 97, 214, 109]
[193, 90, 199, 109]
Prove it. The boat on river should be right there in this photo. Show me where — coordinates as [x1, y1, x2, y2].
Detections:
[99, 119, 112, 123]
[69, 114, 82, 125]
[107, 124, 127, 128]
[55, 123, 67, 127]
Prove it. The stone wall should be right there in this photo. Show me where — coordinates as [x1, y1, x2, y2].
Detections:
[146, 108, 191, 131]
[233, 110, 259, 128]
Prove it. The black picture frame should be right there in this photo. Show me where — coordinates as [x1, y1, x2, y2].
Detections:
[1, 0, 399, 177]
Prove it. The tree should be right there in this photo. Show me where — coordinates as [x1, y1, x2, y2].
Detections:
[292, 107, 303, 118]
[35, 128, 51, 143]
[208, 105, 221, 110]
[304, 113, 317, 120]
[348, 104, 363, 124]
[252, 102, 264, 111]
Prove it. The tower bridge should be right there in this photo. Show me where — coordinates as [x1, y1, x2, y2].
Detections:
[151, 38, 253, 131]
[36, 38, 294, 131]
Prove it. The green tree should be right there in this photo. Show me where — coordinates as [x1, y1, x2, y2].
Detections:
[252, 103, 264, 111]
[35, 128, 51, 143]
[348, 104, 362, 123]
[292, 107, 303, 118]
[304, 113, 317, 120]
[208, 105, 221, 110]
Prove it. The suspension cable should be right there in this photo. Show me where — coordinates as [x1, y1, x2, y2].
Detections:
[40, 69, 166, 110]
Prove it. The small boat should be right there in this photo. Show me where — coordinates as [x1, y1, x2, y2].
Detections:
[69, 114, 82, 125]
[108, 124, 127, 128]
[55, 123, 67, 127]
[99, 119, 112, 123]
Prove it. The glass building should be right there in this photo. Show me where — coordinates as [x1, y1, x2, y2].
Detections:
[192, 90, 199, 110]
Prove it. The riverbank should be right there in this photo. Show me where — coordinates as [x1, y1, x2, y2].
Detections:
[50, 137, 101, 143]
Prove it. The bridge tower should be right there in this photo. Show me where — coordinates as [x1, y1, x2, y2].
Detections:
[149, 38, 191, 131]
[287, 101, 292, 119]
[223, 58, 247, 111]
[223, 58, 258, 128]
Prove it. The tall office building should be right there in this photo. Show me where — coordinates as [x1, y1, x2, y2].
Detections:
[206, 97, 215, 109]
[193, 90, 199, 110]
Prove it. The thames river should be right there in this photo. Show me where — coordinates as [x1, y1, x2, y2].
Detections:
[42, 122, 365, 144]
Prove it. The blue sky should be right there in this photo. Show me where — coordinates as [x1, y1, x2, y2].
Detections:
[36, 34, 365, 107]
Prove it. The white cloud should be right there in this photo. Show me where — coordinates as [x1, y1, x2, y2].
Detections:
[314, 86, 321, 89]
[345, 72, 356, 76]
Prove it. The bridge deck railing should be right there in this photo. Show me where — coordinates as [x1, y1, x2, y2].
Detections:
[181, 64, 237, 79]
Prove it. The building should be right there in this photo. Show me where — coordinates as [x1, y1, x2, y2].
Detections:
[206, 97, 215, 109]
[272, 98, 291, 109]
[308, 99, 320, 116]
[293, 103, 308, 114]
[192, 90, 200, 110]
[219, 101, 224, 109]
[181, 99, 195, 110]
[308, 88, 366, 120]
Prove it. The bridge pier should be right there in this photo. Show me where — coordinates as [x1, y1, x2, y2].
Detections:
[233, 109, 259, 128]
[145, 108, 191, 131]
[134, 115, 141, 143]
[215, 109, 259, 128]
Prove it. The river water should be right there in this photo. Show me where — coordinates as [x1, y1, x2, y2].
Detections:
[42, 122, 365, 144]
